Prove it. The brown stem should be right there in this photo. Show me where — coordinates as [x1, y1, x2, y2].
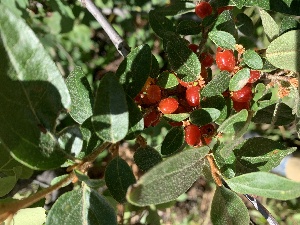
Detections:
[0, 172, 75, 223]
[206, 154, 222, 186]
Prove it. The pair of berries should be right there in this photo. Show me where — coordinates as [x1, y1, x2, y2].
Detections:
[185, 124, 214, 146]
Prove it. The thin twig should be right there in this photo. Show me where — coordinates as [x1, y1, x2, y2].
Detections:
[79, 0, 130, 57]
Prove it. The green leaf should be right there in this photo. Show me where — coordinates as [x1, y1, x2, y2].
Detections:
[176, 20, 201, 35]
[92, 73, 128, 143]
[243, 50, 263, 70]
[124, 96, 144, 140]
[208, 30, 236, 50]
[116, 44, 152, 98]
[210, 186, 250, 225]
[80, 118, 104, 156]
[166, 35, 201, 82]
[157, 71, 179, 89]
[252, 102, 294, 126]
[218, 109, 248, 134]
[46, 186, 117, 225]
[127, 147, 209, 206]
[201, 95, 228, 124]
[0, 5, 71, 169]
[66, 67, 93, 124]
[11, 207, 46, 225]
[234, 137, 296, 175]
[57, 126, 83, 157]
[201, 71, 231, 97]
[50, 174, 71, 188]
[236, 13, 254, 37]
[227, 172, 300, 200]
[149, 54, 160, 78]
[149, 10, 175, 38]
[134, 146, 162, 171]
[213, 10, 237, 38]
[229, 68, 250, 91]
[105, 157, 136, 203]
[259, 9, 279, 41]
[231, 0, 246, 9]
[0, 176, 16, 197]
[161, 126, 185, 155]
[266, 30, 300, 72]
[280, 15, 300, 35]
[74, 170, 105, 189]
[244, 0, 300, 16]
[190, 108, 221, 126]
[163, 113, 190, 122]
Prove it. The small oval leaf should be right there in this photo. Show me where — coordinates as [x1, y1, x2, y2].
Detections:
[134, 146, 162, 171]
[229, 68, 250, 91]
[149, 10, 175, 38]
[105, 157, 136, 203]
[243, 50, 263, 70]
[157, 71, 179, 89]
[92, 73, 129, 143]
[208, 30, 236, 50]
[201, 71, 231, 97]
[161, 126, 185, 155]
[190, 108, 221, 126]
[259, 9, 279, 41]
[127, 147, 210, 206]
[176, 20, 201, 35]
[218, 109, 248, 134]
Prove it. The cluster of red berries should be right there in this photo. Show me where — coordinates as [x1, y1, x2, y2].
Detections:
[195, 1, 234, 19]
[135, 45, 216, 146]
[215, 47, 260, 112]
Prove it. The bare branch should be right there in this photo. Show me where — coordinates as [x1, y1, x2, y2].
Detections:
[79, 0, 130, 57]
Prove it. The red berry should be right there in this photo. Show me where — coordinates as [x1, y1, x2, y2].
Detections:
[231, 86, 252, 102]
[169, 121, 183, 127]
[216, 49, 236, 72]
[178, 78, 193, 88]
[200, 65, 208, 80]
[248, 70, 260, 83]
[146, 85, 161, 103]
[195, 2, 213, 19]
[158, 98, 179, 114]
[217, 6, 234, 15]
[200, 52, 214, 67]
[233, 100, 250, 112]
[186, 86, 201, 107]
[185, 124, 201, 146]
[144, 110, 160, 127]
[199, 124, 215, 137]
[188, 44, 198, 53]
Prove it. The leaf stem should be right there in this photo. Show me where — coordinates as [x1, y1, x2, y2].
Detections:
[79, 0, 130, 57]
[0, 172, 75, 223]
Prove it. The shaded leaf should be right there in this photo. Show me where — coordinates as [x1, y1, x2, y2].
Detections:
[149, 54, 160, 78]
[161, 126, 185, 155]
[0, 4, 71, 169]
[134, 146, 162, 171]
[234, 137, 296, 175]
[218, 109, 248, 134]
[127, 147, 209, 206]
[213, 10, 237, 38]
[227, 172, 300, 200]
[149, 10, 175, 38]
[154, 2, 195, 16]
[46, 186, 117, 225]
[280, 15, 300, 35]
[176, 20, 201, 35]
[166, 35, 201, 82]
[92, 73, 128, 143]
[190, 108, 221, 126]
[105, 157, 136, 203]
[157, 71, 179, 89]
[236, 13, 254, 37]
[116, 44, 152, 98]
[211, 186, 250, 225]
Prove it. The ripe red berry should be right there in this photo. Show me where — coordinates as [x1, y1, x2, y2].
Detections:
[233, 100, 250, 112]
[158, 97, 179, 114]
[217, 6, 234, 15]
[200, 52, 214, 67]
[231, 86, 252, 102]
[248, 70, 260, 83]
[188, 44, 198, 53]
[186, 86, 201, 107]
[144, 110, 160, 127]
[216, 49, 236, 72]
[177, 78, 193, 88]
[195, 2, 213, 19]
[185, 124, 201, 146]
[146, 85, 161, 103]
[200, 65, 208, 80]
[199, 124, 215, 137]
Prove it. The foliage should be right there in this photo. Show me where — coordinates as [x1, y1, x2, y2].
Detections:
[0, 0, 300, 224]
